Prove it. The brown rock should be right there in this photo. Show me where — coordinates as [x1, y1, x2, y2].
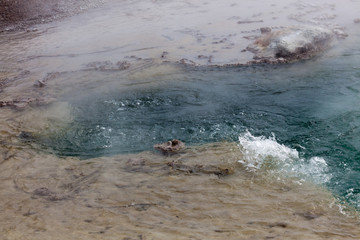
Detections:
[154, 139, 185, 154]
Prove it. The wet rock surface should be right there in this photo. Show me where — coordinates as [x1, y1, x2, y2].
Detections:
[246, 26, 337, 64]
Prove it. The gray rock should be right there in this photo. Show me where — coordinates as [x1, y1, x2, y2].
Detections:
[246, 26, 336, 63]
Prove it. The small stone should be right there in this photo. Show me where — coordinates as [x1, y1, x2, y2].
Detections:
[354, 18, 360, 24]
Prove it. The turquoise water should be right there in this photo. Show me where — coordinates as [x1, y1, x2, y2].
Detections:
[36, 41, 360, 208]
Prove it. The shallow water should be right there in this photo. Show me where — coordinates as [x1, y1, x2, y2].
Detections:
[1, 0, 360, 239]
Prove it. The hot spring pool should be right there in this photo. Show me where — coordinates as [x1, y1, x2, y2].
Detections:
[30, 43, 360, 209]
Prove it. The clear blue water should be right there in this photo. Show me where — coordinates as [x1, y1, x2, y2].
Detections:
[37, 40, 360, 208]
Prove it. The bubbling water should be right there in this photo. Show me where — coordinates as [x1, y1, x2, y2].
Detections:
[28, 54, 360, 209]
[238, 131, 331, 185]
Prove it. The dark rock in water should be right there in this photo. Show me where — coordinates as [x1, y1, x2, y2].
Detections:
[154, 139, 185, 154]
[246, 26, 337, 63]
[354, 18, 360, 24]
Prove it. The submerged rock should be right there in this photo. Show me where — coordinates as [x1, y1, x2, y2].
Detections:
[154, 139, 185, 154]
[246, 26, 337, 63]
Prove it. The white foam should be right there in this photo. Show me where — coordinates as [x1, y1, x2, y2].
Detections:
[238, 131, 299, 171]
[238, 131, 331, 184]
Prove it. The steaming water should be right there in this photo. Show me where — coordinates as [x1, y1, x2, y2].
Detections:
[29, 37, 360, 210]
[1, 1, 360, 238]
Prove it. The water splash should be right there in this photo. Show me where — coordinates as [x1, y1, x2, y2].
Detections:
[238, 131, 299, 171]
[238, 131, 331, 184]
